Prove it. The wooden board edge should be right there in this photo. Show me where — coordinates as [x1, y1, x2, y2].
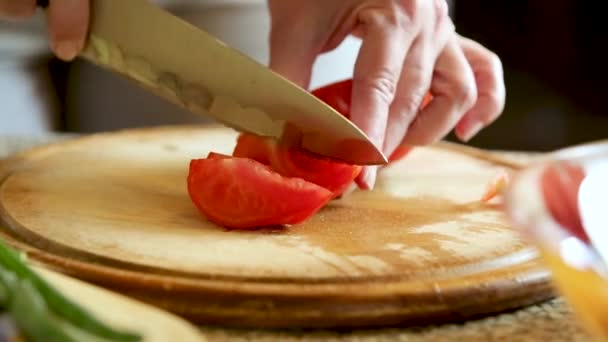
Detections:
[11, 232, 556, 328]
[0, 224, 553, 298]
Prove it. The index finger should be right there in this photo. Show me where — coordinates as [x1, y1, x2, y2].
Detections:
[47, 0, 89, 61]
[350, 9, 416, 150]
[350, 9, 417, 190]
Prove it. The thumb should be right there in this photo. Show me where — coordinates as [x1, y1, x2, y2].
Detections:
[268, 21, 321, 89]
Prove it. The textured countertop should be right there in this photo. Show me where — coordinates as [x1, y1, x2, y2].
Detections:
[0, 133, 593, 341]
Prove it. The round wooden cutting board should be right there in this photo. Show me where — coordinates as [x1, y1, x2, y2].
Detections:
[0, 125, 553, 328]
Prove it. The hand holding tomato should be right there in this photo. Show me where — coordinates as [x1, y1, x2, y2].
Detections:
[267, 0, 506, 189]
[0, 0, 89, 61]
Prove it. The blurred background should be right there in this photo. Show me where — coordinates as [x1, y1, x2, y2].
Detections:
[0, 0, 606, 151]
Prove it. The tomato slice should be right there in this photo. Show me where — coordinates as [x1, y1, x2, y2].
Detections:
[187, 156, 333, 229]
[232, 133, 274, 165]
[311, 79, 353, 117]
[233, 133, 360, 197]
[269, 145, 361, 197]
[207, 152, 231, 159]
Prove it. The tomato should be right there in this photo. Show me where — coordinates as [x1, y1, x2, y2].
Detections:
[188, 79, 433, 229]
[187, 156, 333, 229]
[269, 145, 361, 197]
[312, 79, 433, 163]
[207, 152, 231, 159]
[232, 133, 360, 197]
[232, 133, 274, 165]
[311, 79, 353, 117]
[388, 146, 413, 163]
[540, 161, 588, 242]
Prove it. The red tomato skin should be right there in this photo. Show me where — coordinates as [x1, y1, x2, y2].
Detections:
[232, 133, 274, 165]
[187, 157, 333, 229]
[233, 133, 360, 197]
[311, 79, 353, 117]
[540, 161, 588, 242]
[269, 145, 361, 197]
[312, 79, 433, 164]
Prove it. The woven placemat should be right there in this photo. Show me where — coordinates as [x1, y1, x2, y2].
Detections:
[0, 133, 592, 341]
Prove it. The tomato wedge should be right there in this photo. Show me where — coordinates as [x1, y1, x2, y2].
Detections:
[269, 145, 361, 196]
[187, 156, 333, 229]
[311, 79, 353, 117]
[232, 134, 359, 197]
[207, 152, 231, 159]
[232, 133, 274, 165]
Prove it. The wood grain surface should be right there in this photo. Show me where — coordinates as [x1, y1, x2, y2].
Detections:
[0, 125, 554, 328]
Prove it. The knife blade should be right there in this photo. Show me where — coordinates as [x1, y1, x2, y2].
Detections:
[38, 0, 386, 165]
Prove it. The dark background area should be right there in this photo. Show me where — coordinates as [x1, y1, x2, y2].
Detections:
[447, 0, 607, 151]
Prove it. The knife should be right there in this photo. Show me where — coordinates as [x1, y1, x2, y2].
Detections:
[36, 0, 386, 165]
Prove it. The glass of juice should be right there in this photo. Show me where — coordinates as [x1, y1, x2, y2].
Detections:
[503, 140, 608, 339]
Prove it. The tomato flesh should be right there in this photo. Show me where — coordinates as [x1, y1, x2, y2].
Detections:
[232, 133, 274, 165]
[232, 133, 360, 197]
[311, 79, 353, 117]
[187, 157, 333, 229]
[269, 144, 361, 197]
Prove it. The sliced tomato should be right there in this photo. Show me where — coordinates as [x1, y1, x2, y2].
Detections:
[207, 152, 231, 159]
[232, 133, 274, 165]
[311, 79, 353, 117]
[388, 146, 413, 163]
[233, 133, 359, 197]
[187, 156, 333, 229]
[269, 145, 361, 197]
[188, 81, 433, 229]
[540, 161, 587, 242]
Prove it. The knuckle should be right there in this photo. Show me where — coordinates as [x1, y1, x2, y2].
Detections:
[355, 70, 399, 105]
[484, 92, 506, 120]
[360, 1, 417, 32]
[400, 92, 429, 118]
[434, 0, 450, 20]
[486, 51, 504, 73]
[451, 81, 477, 109]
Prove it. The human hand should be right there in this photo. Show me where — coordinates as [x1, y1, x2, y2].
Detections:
[0, 0, 89, 61]
[267, 0, 505, 189]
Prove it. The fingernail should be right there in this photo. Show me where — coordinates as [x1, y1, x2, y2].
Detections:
[53, 41, 80, 61]
[458, 120, 484, 142]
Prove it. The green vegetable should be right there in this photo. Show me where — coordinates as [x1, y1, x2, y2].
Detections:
[0, 239, 143, 342]
[5, 272, 77, 342]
